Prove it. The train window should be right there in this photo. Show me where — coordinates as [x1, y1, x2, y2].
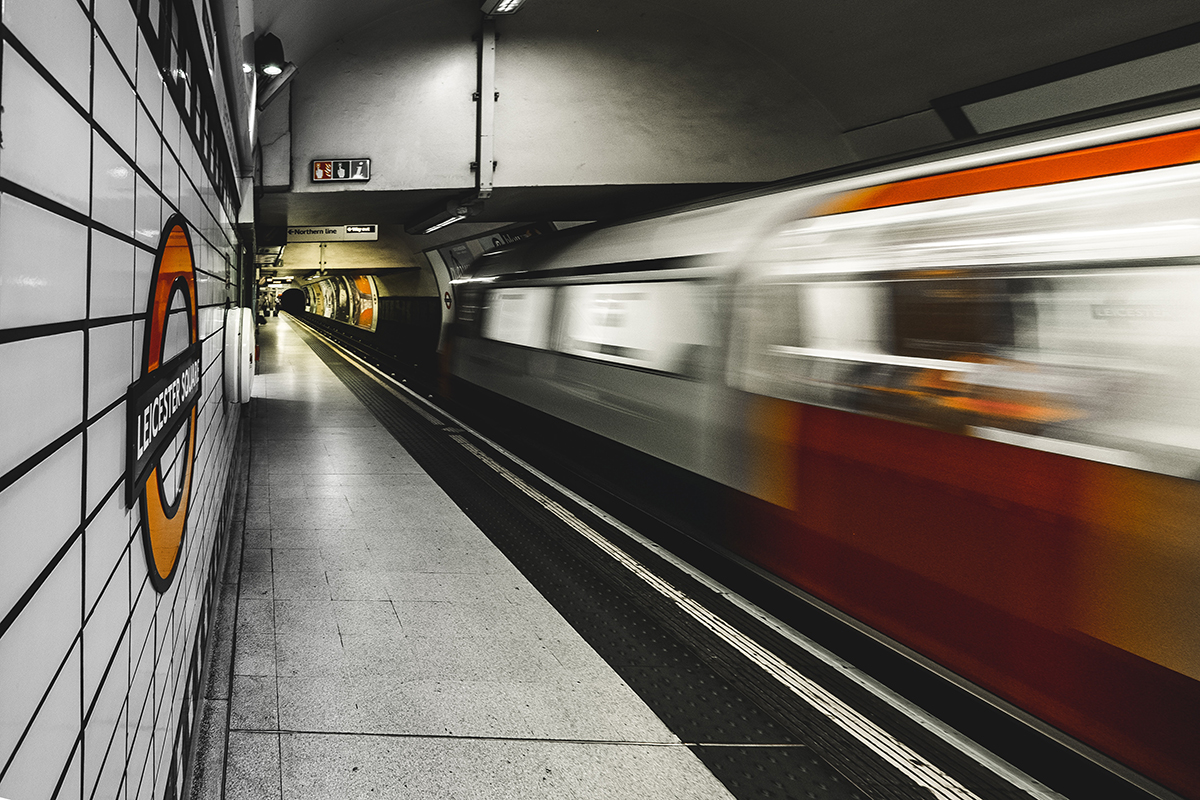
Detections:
[557, 280, 712, 376]
[891, 279, 1026, 359]
[482, 287, 555, 349]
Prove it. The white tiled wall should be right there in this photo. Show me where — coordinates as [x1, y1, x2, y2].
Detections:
[0, 0, 243, 798]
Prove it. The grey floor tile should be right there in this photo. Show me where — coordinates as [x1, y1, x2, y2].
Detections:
[269, 503, 353, 529]
[339, 634, 421, 680]
[516, 680, 680, 744]
[350, 678, 537, 738]
[233, 634, 277, 677]
[384, 571, 535, 604]
[279, 734, 734, 800]
[331, 600, 402, 637]
[273, 570, 332, 601]
[318, 546, 373, 571]
[226, 732, 281, 800]
[230, 674, 279, 730]
[275, 628, 347, 677]
[274, 599, 339, 634]
[242, 528, 272, 549]
[241, 547, 273, 572]
[326, 570, 392, 601]
[237, 598, 276, 637]
[239, 570, 273, 600]
[410, 635, 566, 683]
[276, 675, 361, 732]
[270, 547, 323, 572]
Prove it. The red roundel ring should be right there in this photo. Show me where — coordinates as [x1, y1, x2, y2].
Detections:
[125, 215, 201, 592]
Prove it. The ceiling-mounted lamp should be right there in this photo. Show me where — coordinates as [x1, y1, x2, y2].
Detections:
[255, 33, 286, 77]
[481, 0, 528, 15]
[405, 198, 480, 235]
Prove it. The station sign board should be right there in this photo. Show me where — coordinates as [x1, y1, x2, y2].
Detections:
[312, 159, 370, 182]
[286, 224, 379, 242]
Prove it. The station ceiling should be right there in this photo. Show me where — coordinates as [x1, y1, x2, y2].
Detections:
[248, 0, 1200, 249]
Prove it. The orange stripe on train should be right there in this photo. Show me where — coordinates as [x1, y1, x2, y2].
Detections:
[818, 127, 1200, 216]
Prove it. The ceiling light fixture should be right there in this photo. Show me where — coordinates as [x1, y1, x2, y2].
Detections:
[255, 33, 286, 77]
[481, 0, 527, 15]
[405, 199, 479, 235]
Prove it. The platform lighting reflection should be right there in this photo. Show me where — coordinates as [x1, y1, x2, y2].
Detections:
[481, 0, 527, 14]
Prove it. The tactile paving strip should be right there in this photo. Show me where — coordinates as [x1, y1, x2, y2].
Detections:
[294, 326, 1039, 800]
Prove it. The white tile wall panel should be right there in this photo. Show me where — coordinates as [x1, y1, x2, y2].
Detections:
[84, 547, 132, 707]
[130, 705, 155, 800]
[136, 104, 163, 191]
[0, 541, 82, 763]
[0, 649, 80, 800]
[62, 745, 84, 800]
[0, 435, 82, 621]
[133, 248, 156, 318]
[0, 0, 91, 107]
[94, 0, 139, 79]
[0, 332, 84, 475]
[84, 489, 133, 617]
[162, 99, 184, 170]
[136, 37, 164, 128]
[92, 132, 138, 240]
[87, 321, 134, 418]
[163, 157, 182, 211]
[130, 320, 147, 379]
[93, 38, 139, 160]
[127, 621, 155, 785]
[134, 177, 164, 247]
[85, 403, 125, 518]
[90, 229, 138, 320]
[0, 51, 91, 214]
[85, 693, 128, 800]
[0, 193, 88, 330]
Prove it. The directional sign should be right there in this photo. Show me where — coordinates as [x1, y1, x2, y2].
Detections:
[312, 159, 370, 182]
[287, 224, 378, 242]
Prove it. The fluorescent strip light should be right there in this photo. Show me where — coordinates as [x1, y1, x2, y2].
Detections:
[421, 214, 468, 234]
[481, 0, 526, 14]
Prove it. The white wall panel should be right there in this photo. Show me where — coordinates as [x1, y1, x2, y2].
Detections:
[0, 193, 88, 329]
[0, 542, 82, 769]
[0, 0, 91, 105]
[90, 230, 138, 319]
[88, 321, 135, 417]
[94, 37, 139, 158]
[0, 332, 84, 475]
[0, 51, 91, 213]
[0, 435, 82, 620]
[84, 489, 134, 616]
[92, 131, 138, 240]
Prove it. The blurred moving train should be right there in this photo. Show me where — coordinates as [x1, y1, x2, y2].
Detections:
[444, 111, 1200, 798]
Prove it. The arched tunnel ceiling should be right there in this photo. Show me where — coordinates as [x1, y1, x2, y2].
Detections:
[250, 0, 1200, 246]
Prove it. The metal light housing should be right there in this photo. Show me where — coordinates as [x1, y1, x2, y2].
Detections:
[255, 33, 286, 77]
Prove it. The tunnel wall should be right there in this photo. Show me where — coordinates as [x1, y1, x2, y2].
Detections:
[0, 2, 244, 799]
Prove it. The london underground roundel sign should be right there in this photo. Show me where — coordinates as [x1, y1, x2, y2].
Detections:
[125, 215, 201, 592]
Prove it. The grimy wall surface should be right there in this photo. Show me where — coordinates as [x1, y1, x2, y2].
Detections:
[289, 0, 851, 197]
[0, 0, 243, 798]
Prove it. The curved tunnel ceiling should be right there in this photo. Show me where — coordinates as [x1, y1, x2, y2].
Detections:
[250, 0, 1200, 247]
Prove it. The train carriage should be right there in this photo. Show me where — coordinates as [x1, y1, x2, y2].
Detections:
[448, 111, 1200, 797]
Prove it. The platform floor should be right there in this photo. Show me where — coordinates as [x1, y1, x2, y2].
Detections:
[196, 316, 735, 799]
